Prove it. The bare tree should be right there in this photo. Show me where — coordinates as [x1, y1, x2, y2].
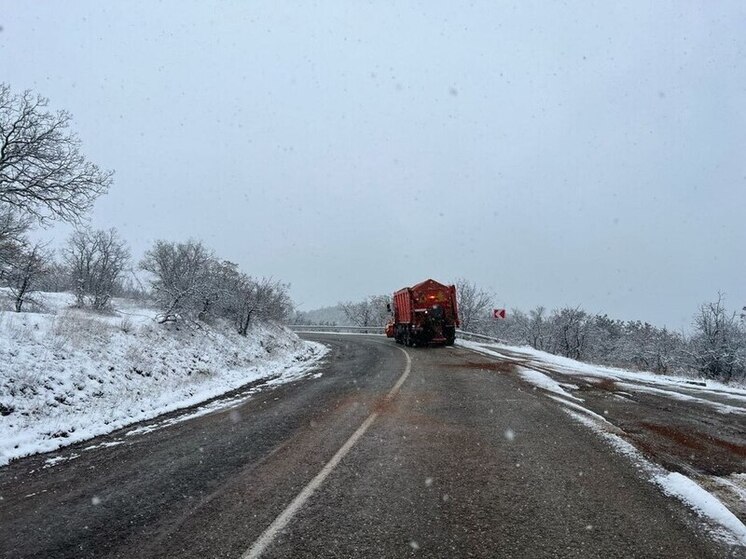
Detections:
[549, 307, 590, 360]
[0, 205, 30, 275]
[114, 268, 150, 301]
[36, 258, 71, 292]
[231, 274, 259, 335]
[488, 307, 523, 342]
[649, 327, 684, 374]
[65, 228, 130, 310]
[140, 239, 216, 322]
[196, 259, 238, 322]
[225, 275, 292, 335]
[340, 300, 373, 327]
[6, 241, 49, 312]
[256, 278, 293, 323]
[0, 84, 112, 224]
[368, 294, 391, 326]
[689, 293, 745, 382]
[455, 278, 493, 332]
[141, 240, 293, 329]
[340, 294, 389, 328]
[525, 306, 548, 350]
[590, 314, 624, 362]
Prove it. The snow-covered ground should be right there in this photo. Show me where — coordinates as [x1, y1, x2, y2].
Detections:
[458, 339, 746, 408]
[0, 291, 328, 466]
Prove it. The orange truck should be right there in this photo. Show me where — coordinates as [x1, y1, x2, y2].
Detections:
[386, 279, 459, 346]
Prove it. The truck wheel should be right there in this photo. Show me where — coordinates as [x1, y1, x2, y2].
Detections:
[445, 327, 456, 346]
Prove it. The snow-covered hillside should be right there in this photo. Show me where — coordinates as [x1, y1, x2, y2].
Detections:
[0, 291, 328, 466]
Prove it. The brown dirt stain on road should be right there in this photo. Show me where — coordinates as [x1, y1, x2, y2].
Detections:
[443, 360, 516, 373]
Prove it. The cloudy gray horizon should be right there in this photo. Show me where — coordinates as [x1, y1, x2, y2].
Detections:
[2, 1, 745, 330]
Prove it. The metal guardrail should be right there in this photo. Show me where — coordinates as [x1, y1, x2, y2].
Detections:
[455, 330, 508, 344]
[287, 324, 507, 344]
[287, 325, 385, 334]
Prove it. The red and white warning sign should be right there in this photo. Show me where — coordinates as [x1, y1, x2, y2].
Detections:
[492, 308, 506, 320]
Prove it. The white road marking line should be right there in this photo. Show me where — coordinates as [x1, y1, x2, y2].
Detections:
[240, 346, 412, 559]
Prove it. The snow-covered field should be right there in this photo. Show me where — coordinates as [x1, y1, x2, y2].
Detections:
[0, 291, 328, 466]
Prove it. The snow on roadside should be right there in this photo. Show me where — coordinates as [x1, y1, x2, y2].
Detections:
[457, 339, 746, 409]
[566, 410, 746, 547]
[655, 472, 746, 545]
[516, 367, 584, 402]
[546, 394, 610, 423]
[615, 382, 746, 415]
[456, 340, 525, 364]
[0, 297, 329, 466]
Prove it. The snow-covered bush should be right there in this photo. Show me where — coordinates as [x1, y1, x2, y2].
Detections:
[689, 295, 745, 382]
[64, 228, 130, 310]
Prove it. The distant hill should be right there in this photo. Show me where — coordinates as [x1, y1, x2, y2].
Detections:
[293, 304, 350, 326]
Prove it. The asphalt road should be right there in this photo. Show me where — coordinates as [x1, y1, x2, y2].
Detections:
[0, 334, 737, 558]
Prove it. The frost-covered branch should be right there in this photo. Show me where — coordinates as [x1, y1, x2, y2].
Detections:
[0, 84, 112, 225]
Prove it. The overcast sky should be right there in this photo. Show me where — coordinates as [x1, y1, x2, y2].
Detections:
[2, 1, 745, 329]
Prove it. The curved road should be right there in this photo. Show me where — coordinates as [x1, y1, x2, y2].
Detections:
[0, 335, 737, 558]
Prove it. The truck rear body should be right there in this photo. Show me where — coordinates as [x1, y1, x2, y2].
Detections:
[388, 279, 459, 346]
